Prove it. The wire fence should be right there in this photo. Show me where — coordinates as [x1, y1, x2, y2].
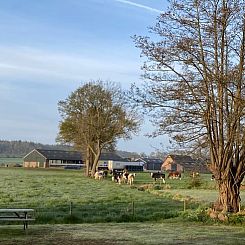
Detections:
[0, 199, 194, 223]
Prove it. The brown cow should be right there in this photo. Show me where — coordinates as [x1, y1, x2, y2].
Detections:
[168, 171, 181, 180]
[128, 173, 136, 185]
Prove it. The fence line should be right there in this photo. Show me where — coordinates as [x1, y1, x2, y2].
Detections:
[0, 200, 189, 223]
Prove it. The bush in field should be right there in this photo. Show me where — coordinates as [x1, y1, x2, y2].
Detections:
[228, 212, 245, 225]
[187, 176, 202, 189]
[64, 214, 80, 223]
[181, 209, 210, 223]
[153, 185, 162, 190]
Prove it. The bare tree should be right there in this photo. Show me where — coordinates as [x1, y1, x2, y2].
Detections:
[132, 0, 245, 212]
[58, 80, 139, 176]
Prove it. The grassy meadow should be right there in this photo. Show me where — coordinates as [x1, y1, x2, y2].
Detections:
[0, 167, 245, 223]
[0, 157, 22, 167]
[0, 167, 245, 244]
[0, 168, 186, 223]
[1, 222, 245, 245]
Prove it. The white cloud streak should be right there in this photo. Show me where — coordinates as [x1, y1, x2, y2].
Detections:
[0, 45, 141, 86]
[115, 0, 162, 14]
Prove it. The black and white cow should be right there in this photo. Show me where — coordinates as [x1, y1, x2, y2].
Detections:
[150, 172, 166, 183]
[111, 170, 123, 183]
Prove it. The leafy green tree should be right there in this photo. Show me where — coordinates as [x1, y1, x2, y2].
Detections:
[58, 80, 139, 176]
[132, 0, 245, 212]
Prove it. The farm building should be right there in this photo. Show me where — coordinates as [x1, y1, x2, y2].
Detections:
[161, 154, 209, 173]
[23, 149, 83, 168]
[135, 157, 163, 171]
[97, 152, 126, 170]
[108, 160, 144, 171]
[98, 152, 144, 171]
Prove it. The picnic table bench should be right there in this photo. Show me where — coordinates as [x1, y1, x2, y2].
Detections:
[0, 209, 35, 230]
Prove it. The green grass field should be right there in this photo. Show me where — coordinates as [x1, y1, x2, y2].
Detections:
[0, 222, 245, 244]
[0, 168, 244, 220]
[0, 168, 245, 244]
[0, 168, 187, 223]
[0, 157, 22, 166]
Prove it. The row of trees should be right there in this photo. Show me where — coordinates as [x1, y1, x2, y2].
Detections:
[0, 140, 71, 157]
[58, 0, 245, 213]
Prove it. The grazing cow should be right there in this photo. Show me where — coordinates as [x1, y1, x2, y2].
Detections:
[94, 171, 104, 180]
[168, 171, 181, 180]
[150, 172, 166, 183]
[112, 171, 123, 183]
[128, 173, 136, 185]
[211, 174, 215, 181]
[122, 171, 129, 184]
[190, 171, 200, 178]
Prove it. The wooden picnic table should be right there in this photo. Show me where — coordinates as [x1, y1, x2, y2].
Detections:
[0, 208, 35, 230]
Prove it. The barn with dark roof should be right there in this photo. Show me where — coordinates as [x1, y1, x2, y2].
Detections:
[23, 149, 83, 168]
[135, 157, 163, 171]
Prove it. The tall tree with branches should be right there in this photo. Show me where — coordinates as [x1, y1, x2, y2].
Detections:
[58, 80, 139, 176]
[132, 0, 245, 212]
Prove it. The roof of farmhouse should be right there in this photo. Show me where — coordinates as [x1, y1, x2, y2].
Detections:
[100, 152, 124, 161]
[167, 154, 196, 163]
[139, 158, 163, 164]
[35, 149, 82, 160]
[24, 149, 124, 161]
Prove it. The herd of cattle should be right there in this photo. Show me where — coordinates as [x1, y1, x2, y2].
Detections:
[94, 170, 183, 185]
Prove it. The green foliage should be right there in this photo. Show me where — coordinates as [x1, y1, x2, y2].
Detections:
[187, 176, 202, 189]
[228, 213, 245, 225]
[180, 209, 210, 223]
[181, 209, 245, 225]
[153, 185, 162, 190]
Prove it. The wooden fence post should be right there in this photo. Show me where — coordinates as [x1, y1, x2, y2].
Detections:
[132, 201, 135, 217]
[69, 201, 73, 215]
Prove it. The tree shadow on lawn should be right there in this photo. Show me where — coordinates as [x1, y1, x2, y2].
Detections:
[0, 223, 245, 245]
[0, 225, 134, 245]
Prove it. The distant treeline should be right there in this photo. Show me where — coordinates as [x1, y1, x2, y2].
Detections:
[0, 140, 71, 157]
[0, 140, 141, 159]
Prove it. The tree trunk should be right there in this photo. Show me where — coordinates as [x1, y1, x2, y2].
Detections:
[91, 150, 101, 177]
[214, 176, 241, 213]
[85, 159, 90, 177]
[85, 147, 90, 177]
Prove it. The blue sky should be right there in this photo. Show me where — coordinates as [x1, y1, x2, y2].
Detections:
[0, 0, 170, 154]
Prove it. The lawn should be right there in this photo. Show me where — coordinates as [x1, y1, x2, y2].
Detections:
[135, 171, 245, 206]
[1, 168, 245, 244]
[0, 158, 22, 166]
[0, 168, 185, 223]
[0, 168, 244, 224]
[0, 222, 245, 244]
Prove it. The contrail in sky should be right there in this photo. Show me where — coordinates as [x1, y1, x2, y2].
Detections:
[115, 0, 162, 14]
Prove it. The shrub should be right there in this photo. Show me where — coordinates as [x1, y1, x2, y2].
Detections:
[153, 185, 162, 190]
[188, 176, 202, 189]
[180, 209, 210, 222]
[63, 214, 80, 223]
[227, 212, 245, 225]
[137, 184, 153, 191]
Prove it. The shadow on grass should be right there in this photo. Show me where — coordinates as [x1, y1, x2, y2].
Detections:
[1, 222, 245, 245]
